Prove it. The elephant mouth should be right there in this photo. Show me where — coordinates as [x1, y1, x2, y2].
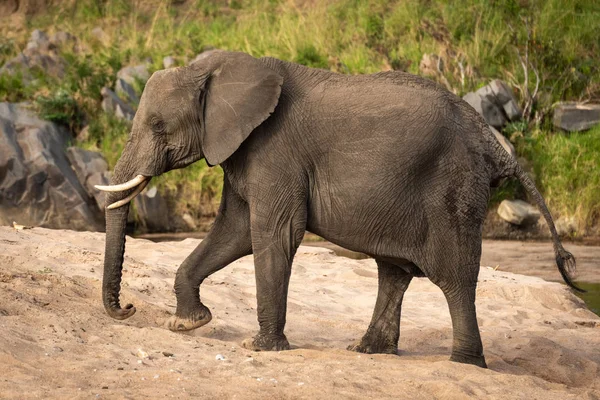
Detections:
[95, 174, 151, 210]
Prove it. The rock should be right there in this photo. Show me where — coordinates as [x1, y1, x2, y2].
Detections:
[163, 56, 176, 69]
[0, 103, 103, 231]
[133, 186, 170, 232]
[497, 200, 541, 226]
[50, 31, 76, 49]
[30, 29, 50, 47]
[117, 64, 150, 86]
[463, 91, 506, 129]
[553, 103, 600, 132]
[0, 29, 66, 79]
[100, 87, 135, 121]
[182, 213, 197, 230]
[463, 80, 522, 129]
[66, 147, 110, 211]
[490, 126, 516, 159]
[115, 78, 139, 105]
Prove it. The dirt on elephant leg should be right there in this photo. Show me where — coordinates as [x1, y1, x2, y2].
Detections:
[241, 333, 290, 351]
[347, 336, 399, 355]
[166, 304, 212, 331]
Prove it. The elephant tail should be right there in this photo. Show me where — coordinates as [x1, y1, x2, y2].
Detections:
[511, 163, 585, 293]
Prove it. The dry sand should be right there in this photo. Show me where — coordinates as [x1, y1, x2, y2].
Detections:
[0, 227, 599, 399]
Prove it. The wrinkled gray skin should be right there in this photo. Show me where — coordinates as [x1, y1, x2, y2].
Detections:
[103, 51, 581, 368]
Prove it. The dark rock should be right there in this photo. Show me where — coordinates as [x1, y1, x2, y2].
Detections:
[553, 103, 600, 132]
[101, 87, 135, 121]
[0, 29, 66, 79]
[115, 78, 140, 106]
[463, 91, 507, 129]
[463, 80, 522, 129]
[133, 186, 170, 232]
[66, 147, 110, 211]
[0, 103, 103, 231]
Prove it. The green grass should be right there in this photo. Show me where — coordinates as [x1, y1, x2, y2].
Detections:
[0, 0, 598, 232]
[518, 125, 600, 230]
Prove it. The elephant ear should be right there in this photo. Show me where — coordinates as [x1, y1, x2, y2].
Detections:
[202, 52, 283, 166]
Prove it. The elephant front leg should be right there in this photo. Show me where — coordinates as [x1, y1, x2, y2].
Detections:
[167, 186, 252, 332]
[242, 202, 306, 351]
[349, 260, 413, 354]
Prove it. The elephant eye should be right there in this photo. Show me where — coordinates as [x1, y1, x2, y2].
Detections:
[150, 117, 166, 134]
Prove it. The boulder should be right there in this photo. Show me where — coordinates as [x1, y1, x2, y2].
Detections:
[497, 200, 541, 226]
[463, 80, 522, 129]
[133, 185, 170, 232]
[0, 29, 66, 79]
[117, 64, 150, 86]
[553, 103, 600, 132]
[115, 78, 139, 105]
[464, 91, 507, 129]
[66, 147, 111, 211]
[100, 87, 135, 121]
[490, 126, 516, 159]
[0, 102, 103, 231]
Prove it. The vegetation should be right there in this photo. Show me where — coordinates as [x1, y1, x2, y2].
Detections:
[0, 0, 598, 232]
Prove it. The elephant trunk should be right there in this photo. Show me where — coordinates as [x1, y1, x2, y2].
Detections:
[102, 199, 136, 319]
[99, 152, 149, 320]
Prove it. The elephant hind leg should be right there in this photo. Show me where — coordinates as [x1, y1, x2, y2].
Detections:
[349, 260, 413, 355]
[430, 263, 487, 368]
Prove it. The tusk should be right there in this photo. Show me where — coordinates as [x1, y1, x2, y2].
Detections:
[106, 179, 149, 210]
[95, 175, 147, 192]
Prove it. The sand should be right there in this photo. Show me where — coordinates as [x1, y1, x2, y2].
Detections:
[0, 227, 599, 399]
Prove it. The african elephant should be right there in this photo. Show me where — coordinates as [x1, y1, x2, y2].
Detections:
[96, 50, 582, 368]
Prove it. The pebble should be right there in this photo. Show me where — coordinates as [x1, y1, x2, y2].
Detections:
[215, 354, 226, 361]
[136, 348, 149, 359]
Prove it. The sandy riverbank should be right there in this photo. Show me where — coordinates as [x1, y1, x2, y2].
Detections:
[0, 227, 599, 399]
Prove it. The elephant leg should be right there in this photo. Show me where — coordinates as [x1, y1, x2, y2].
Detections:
[435, 265, 487, 368]
[241, 199, 307, 352]
[167, 184, 252, 332]
[349, 260, 413, 354]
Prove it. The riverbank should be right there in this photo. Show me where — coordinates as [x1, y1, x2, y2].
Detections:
[1, 227, 599, 398]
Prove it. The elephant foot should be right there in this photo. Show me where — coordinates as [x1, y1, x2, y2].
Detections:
[449, 353, 487, 368]
[166, 304, 212, 332]
[241, 333, 290, 351]
[347, 337, 398, 355]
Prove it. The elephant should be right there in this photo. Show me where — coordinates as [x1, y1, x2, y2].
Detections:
[96, 50, 583, 368]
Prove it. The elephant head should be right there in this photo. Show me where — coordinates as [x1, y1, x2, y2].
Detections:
[96, 51, 283, 320]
